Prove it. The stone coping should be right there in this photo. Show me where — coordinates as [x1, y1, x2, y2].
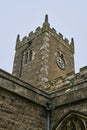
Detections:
[0, 69, 49, 106]
[0, 68, 87, 107]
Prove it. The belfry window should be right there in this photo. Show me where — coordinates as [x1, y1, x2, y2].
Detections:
[24, 50, 33, 65]
[29, 50, 33, 61]
[24, 52, 28, 64]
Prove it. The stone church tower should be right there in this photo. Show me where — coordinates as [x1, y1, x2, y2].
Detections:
[0, 15, 87, 130]
[12, 15, 74, 87]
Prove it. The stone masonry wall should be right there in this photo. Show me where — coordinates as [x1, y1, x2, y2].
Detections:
[0, 69, 49, 130]
[0, 87, 46, 130]
[0, 66, 87, 130]
[51, 99, 87, 129]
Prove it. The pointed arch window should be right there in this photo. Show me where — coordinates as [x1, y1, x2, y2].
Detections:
[54, 111, 87, 130]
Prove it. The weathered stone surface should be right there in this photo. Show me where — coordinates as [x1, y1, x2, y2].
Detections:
[0, 87, 46, 130]
[0, 66, 87, 129]
[1, 15, 87, 130]
[12, 15, 74, 88]
[0, 69, 49, 106]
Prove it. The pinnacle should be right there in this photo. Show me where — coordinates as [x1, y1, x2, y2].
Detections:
[45, 14, 48, 23]
[43, 14, 50, 27]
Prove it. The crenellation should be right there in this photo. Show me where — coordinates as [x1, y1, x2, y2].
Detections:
[28, 28, 43, 40]
[34, 27, 42, 37]
[78, 66, 87, 81]
[57, 33, 70, 48]
[71, 66, 87, 82]
[16, 35, 30, 50]
[74, 73, 80, 81]
[48, 30, 74, 52]
[47, 29, 72, 51]
[39, 66, 87, 92]
[58, 33, 63, 39]
[35, 26, 41, 32]
[80, 66, 87, 74]
[16, 21, 74, 53]
[28, 31, 34, 38]
[52, 28, 57, 34]
[64, 38, 69, 44]
[22, 36, 28, 43]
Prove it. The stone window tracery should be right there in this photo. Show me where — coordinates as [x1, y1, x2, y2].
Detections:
[55, 111, 87, 130]
[60, 118, 86, 130]
[24, 50, 33, 65]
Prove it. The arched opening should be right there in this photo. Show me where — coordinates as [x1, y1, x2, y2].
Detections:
[53, 111, 87, 130]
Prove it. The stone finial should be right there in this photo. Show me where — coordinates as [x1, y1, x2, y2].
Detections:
[45, 14, 48, 23]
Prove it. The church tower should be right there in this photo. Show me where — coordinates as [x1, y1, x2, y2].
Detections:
[12, 15, 75, 87]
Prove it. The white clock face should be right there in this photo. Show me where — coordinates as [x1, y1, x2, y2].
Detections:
[56, 56, 65, 69]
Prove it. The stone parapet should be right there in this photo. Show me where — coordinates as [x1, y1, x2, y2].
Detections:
[39, 66, 87, 92]
[0, 66, 87, 107]
[16, 15, 74, 53]
[0, 69, 49, 106]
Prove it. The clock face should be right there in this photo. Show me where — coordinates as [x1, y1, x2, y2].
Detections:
[56, 56, 65, 69]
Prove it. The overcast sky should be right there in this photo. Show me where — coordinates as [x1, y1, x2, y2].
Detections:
[0, 0, 87, 73]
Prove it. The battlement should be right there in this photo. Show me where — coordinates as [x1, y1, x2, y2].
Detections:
[15, 26, 42, 50]
[38, 66, 87, 92]
[16, 15, 74, 53]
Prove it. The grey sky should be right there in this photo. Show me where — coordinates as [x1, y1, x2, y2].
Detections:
[0, 0, 87, 73]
